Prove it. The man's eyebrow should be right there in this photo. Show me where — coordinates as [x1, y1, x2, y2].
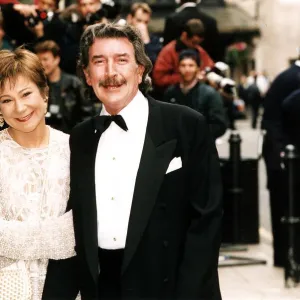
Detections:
[91, 55, 105, 61]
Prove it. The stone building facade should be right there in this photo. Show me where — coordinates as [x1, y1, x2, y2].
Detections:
[227, 0, 300, 79]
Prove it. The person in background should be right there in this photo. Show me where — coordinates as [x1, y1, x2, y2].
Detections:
[163, 49, 227, 139]
[0, 11, 14, 50]
[43, 22, 223, 300]
[262, 59, 300, 267]
[35, 40, 93, 132]
[0, 48, 75, 300]
[153, 18, 214, 96]
[247, 73, 263, 129]
[163, 0, 221, 61]
[126, 2, 162, 66]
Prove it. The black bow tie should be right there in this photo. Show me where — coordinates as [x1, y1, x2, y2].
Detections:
[93, 115, 128, 132]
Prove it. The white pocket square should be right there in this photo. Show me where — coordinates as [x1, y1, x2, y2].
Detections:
[166, 157, 182, 174]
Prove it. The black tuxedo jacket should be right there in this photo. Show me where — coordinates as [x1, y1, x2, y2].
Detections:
[163, 6, 221, 61]
[43, 97, 223, 300]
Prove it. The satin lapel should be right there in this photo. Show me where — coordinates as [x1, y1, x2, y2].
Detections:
[79, 121, 102, 283]
[122, 98, 177, 274]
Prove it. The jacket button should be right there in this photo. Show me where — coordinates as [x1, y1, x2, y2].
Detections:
[163, 277, 169, 283]
[163, 240, 169, 248]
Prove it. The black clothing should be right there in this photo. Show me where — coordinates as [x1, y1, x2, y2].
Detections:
[43, 96, 223, 300]
[262, 63, 300, 267]
[144, 35, 162, 66]
[93, 115, 128, 132]
[98, 248, 123, 299]
[46, 72, 93, 133]
[163, 82, 227, 139]
[262, 64, 300, 171]
[247, 83, 262, 129]
[163, 5, 221, 61]
[282, 88, 300, 148]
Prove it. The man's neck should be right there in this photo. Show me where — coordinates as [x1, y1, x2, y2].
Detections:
[48, 67, 62, 83]
[180, 78, 198, 94]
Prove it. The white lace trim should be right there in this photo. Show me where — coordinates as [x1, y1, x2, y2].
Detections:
[0, 210, 75, 260]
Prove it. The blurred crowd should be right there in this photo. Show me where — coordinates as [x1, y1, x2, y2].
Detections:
[0, 0, 246, 136]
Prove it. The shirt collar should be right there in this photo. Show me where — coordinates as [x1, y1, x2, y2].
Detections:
[176, 1, 199, 13]
[100, 90, 147, 131]
[295, 60, 300, 68]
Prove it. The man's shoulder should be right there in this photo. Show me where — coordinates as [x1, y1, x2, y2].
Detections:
[171, 7, 216, 24]
[61, 72, 82, 86]
[153, 97, 206, 126]
[70, 118, 94, 141]
[199, 82, 218, 95]
[161, 40, 176, 52]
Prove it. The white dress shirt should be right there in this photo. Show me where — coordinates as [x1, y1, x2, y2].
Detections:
[95, 91, 149, 249]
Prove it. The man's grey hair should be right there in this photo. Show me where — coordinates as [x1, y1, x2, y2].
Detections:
[77, 22, 153, 96]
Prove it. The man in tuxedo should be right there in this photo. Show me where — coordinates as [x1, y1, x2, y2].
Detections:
[43, 22, 223, 300]
[163, 0, 221, 61]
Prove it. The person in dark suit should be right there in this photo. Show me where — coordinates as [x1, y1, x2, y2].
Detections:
[262, 61, 300, 267]
[163, 49, 227, 139]
[163, 0, 221, 61]
[43, 22, 223, 300]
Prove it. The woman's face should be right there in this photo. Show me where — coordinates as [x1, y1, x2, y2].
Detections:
[0, 75, 47, 133]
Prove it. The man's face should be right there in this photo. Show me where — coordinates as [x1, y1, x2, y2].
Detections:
[37, 51, 60, 78]
[78, 0, 101, 17]
[181, 32, 203, 49]
[129, 8, 151, 26]
[84, 37, 144, 114]
[178, 57, 199, 84]
[38, 0, 57, 11]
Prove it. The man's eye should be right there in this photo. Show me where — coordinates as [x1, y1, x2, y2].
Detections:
[118, 59, 127, 63]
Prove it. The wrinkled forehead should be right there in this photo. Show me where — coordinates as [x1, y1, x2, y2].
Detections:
[89, 37, 136, 58]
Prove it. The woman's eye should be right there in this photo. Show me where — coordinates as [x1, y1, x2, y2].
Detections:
[1, 99, 11, 104]
[23, 92, 32, 97]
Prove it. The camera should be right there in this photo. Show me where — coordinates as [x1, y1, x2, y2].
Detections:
[26, 10, 54, 28]
[84, 9, 107, 26]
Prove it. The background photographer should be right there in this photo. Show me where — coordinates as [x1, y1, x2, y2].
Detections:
[1, 0, 60, 48]
[35, 40, 94, 132]
[126, 2, 162, 66]
[163, 49, 227, 139]
[55, 0, 119, 74]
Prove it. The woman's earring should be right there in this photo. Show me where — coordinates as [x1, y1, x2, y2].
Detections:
[0, 114, 4, 127]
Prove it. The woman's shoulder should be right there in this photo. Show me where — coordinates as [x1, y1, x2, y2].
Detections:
[0, 129, 9, 144]
[50, 127, 69, 148]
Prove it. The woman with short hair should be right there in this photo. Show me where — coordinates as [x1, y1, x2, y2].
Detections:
[0, 48, 75, 300]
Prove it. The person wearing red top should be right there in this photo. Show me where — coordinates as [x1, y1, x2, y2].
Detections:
[153, 18, 214, 92]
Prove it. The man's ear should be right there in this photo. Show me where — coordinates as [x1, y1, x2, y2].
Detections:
[56, 56, 61, 66]
[83, 68, 92, 86]
[137, 65, 145, 84]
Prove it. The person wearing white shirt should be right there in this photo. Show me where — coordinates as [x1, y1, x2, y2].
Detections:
[43, 22, 223, 300]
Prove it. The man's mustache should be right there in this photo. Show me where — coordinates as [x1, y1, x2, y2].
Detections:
[98, 77, 126, 87]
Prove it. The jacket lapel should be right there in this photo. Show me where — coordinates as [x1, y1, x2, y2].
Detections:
[122, 97, 177, 274]
[79, 120, 102, 283]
